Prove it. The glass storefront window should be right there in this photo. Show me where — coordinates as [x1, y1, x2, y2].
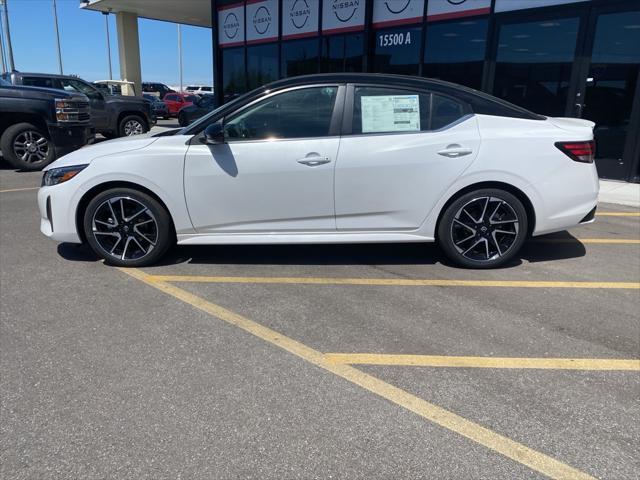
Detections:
[423, 19, 488, 90]
[222, 47, 246, 101]
[493, 17, 580, 116]
[320, 33, 364, 73]
[281, 38, 320, 78]
[247, 44, 279, 90]
[373, 26, 422, 76]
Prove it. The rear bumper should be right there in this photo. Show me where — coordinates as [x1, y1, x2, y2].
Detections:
[529, 161, 600, 236]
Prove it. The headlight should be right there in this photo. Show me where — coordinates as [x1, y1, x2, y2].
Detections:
[42, 165, 88, 187]
[55, 98, 80, 122]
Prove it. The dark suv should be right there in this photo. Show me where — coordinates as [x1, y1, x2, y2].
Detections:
[0, 78, 92, 170]
[3, 72, 155, 139]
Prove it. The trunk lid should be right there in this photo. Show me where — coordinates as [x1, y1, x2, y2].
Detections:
[548, 117, 595, 135]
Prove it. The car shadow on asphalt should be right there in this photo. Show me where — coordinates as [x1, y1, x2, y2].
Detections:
[56, 231, 586, 269]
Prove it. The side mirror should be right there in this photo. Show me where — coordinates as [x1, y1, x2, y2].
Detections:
[201, 122, 225, 145]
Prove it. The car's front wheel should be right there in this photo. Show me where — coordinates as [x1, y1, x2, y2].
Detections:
[0, 122, 55, 170]
[437, 188, 528, 269]
[83, 188, 173, 267]
[178, 112, 188, 127]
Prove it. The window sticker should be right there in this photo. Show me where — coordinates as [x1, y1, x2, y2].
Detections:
[361, 95, 420, 133]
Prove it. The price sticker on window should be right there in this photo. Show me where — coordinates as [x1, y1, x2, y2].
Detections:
[361, 95, 420, 133]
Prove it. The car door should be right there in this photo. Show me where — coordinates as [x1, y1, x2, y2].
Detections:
[163, 94, 179, 115]
[58, 78, 110, 131]
[184, 85, 344, 233]
[335, 85, 481, 231]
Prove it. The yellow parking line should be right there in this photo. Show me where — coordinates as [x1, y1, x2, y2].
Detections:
[532, 238, 640, 244]
[148, 274, 640, 289]
[119, 267, 595, 480]
[0, 187, 39, 193]
[596, 212, 640, 217]
[325, 353, 640, 371]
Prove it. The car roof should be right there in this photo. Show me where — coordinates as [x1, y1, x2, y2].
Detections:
[11, 71, 87, 80]
[262, 73, 544, 120]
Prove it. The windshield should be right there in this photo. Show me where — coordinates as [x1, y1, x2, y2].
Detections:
[180, 86, 267, 136]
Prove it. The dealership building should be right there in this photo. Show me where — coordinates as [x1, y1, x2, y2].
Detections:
[83, 0, 639, 182]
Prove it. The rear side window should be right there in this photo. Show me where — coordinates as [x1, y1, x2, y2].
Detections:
[165, 94, 177, 101]
[225, 86, 338, 141]
[22, 77, 58, 89]
[352, 86, 468, 134]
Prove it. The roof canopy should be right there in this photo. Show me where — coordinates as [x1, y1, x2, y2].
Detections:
[80, 0, 212, 28]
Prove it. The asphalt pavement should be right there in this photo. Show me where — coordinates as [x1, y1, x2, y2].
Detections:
[0, 156, 638, 479]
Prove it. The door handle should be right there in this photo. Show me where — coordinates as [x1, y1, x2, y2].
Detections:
[297, 157, 331, 167]
[437, 145, 473, 158]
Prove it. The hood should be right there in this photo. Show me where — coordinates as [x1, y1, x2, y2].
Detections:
[43, 135, 158, 170]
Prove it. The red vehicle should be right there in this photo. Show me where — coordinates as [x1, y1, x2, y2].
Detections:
[162, 92, 199, 117]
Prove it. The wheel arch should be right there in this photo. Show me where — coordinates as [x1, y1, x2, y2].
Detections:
[75, 181, 176, 243]
[434, 181, 536, 240]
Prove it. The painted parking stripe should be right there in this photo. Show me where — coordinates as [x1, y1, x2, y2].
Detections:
[325, 353, 640, 371]
[596, 212, 640, 217]
[533, 238, 640, 244]
[0, 187, 39, 193]
[148, 274, 640, 289]
[120, 267, 596, 480]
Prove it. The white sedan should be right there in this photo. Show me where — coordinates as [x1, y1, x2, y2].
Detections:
[38, 74, 599, 268]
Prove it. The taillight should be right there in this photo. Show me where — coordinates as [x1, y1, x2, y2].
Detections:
[555, 141, 595, 163]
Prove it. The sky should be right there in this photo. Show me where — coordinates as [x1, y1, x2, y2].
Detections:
[1, 0, 213, 86]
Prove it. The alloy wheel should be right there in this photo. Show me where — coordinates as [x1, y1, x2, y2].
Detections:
[450, 196, 519, 262]
[91, 196, 158, 261]
[123, 120, 144, 136]
[13, 130, 49, 164]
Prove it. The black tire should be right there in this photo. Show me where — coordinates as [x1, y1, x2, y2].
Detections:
[178, 112, 188, 127]
[118, 115, 148, 137]
[0, 122, 56, 170]
[437, 188, 528, 269]
[83, 188, 173, 267]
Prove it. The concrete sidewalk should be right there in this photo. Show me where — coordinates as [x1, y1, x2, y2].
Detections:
[599, 180, 640, 207]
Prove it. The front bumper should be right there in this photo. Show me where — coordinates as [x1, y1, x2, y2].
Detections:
[48, 124, 94, 158]
[38, 182, 83, 243]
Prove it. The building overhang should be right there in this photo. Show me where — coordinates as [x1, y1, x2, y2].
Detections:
[80, 0, 212, 28]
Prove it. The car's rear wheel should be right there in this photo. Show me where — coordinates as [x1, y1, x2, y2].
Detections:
[0, 122, 55, 170]
[437, 188, 528, 269]
[118, 115, 147, 137]
[83, 188, 173, 267]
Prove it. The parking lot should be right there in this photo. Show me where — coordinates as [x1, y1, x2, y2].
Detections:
[1, 156, 639, 479]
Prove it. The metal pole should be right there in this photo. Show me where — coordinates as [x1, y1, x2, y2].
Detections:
[2, 0, 15, 71]
[103, 12, 112, 79]
[52, 0, 63, 74]
[178, 24, 183, 92]
[0, 5, 7, 74]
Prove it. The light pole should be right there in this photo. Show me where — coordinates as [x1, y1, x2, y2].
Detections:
[103, 11, 112, 79]
[178, 24, 183, 92]
[1, 0, 15, 71]
[0, 4, 6, 74]
[52, 0, 63, 74]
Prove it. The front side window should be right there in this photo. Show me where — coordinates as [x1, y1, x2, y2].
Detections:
[352, 86, 467, 134]
[224, 86, 338, 141]
[165, 94, 177, 101]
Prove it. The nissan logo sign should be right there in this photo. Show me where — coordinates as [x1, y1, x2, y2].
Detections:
[447, 0, 468, 4]
[384, 0, 411, 15]
[253, 5, 272, 35]
[332, 0, 359, 23]
[290, 0, 311, 29]
[223, 12, 239, 39]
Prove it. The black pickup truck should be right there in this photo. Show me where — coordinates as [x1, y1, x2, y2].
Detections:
[3, 72, 155, 139]
[0, 78, 93, 170]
